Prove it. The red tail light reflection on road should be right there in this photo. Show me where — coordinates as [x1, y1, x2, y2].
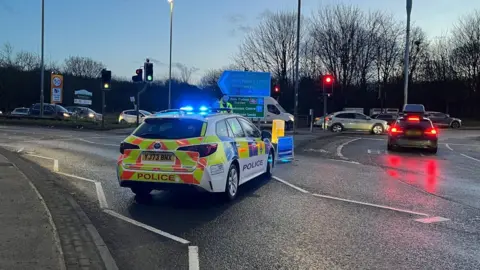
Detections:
[384, 155, 439, 193]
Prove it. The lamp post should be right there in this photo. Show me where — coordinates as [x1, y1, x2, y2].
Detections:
[293, 0, 301, 134]
[40, 0, 45, 117]
[167, 0, 174, 109]
[403, 0, 413, 106]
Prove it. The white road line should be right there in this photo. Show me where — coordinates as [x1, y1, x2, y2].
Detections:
[78, 138, 118, 147]
[103, 209, 190, 244]
[327, 159, 360, 165]
[312, 193, 429, 216]
[460, 153, 480, 163]
[414, 216, 450, 224]
[188, 246, 200, 270]
[440, 142, 480, 147]
[56, 171, 98, 183]
[53, 159, 59, 172]
[272, 176, 310, 193]
[95, 182, 109, 209]
[26, 153, 56, 160]
[336, 138, 361, 159]
[445, 144, 453, 151]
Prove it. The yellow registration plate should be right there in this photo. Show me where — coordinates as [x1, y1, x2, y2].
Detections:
[406, 130, 421, 136]
[142, 152, 174, 162]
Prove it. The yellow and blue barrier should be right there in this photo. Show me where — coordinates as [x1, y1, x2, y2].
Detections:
[271, 119, 294, 162]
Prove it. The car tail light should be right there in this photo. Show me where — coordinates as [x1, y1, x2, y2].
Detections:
[120, 142, 139, 154]
[424, 128, 438, 136]
[390, 127, 403, 134]
[326, 117, 331, 121]
[407, 116, 420, 122]
[177, 144, 218, 157]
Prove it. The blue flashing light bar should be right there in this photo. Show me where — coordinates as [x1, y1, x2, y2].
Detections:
[180, 106, 194, 111]
[199, 106, 208, 111]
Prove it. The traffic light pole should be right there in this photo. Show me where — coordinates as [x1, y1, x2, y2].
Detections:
[322, 82, 327, 131]
[101, 90, 106, 129]
[136, 83, 148, 127]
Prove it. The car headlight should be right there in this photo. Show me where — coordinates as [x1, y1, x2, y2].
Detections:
[289, 115, 294, 122]
[63, 113, 70, 117]
[88, 113, 95, 118]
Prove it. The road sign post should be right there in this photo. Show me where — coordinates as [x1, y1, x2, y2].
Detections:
[50, 73, 63, 105]
[136, 83, 148, 127]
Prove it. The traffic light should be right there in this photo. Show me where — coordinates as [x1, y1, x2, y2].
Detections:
[101, 69, 111, 90]
[144, 62, 153, 82]
[322, 74, 334, 96]
[274, 85, 280, 93]
[323, 74, 334, 85]
[132, 69, 143, 82]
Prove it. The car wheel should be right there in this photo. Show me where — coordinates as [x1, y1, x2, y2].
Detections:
[451, 121, 460, 129]
[331, 123, 343, 133]
[372, 124, 384, 135]
[224, 163, 239, 201]
[387, 144, 394, 151]
[428, 147, 438, 154]
[264, 150, 275, 178]
[120, 119, 127, 124]
[131, 187, 152, 197]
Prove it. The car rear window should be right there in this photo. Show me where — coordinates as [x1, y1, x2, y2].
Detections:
[133, 118, 205, 139]
[397, 118, 433, 128]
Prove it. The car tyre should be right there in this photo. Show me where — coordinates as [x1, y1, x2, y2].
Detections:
[451, 121, 460, 129]
[264, 150, 275, 178]
[427, 147, 438, 154]
[331, 123, 343, 133]
[387, 144, 394, 151]
[372, 124, 384, 135]
[224, 163, 240, 201]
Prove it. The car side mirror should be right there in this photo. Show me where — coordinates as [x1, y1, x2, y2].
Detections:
[261, 130, 272, 140]
[445, 114, 450, 118]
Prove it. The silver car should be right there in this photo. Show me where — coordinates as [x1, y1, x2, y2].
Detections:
[327, 111, 389, 134]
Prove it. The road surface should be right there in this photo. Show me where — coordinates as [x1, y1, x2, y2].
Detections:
[1, 125, 480, 269]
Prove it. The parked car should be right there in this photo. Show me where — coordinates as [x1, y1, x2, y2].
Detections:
[29, 103, 72, 120]
[425, 111, 462, 128]
[10, 107, 30, 116]
[118, 109, 152, 124]
[65, 106, 102, 122]
[326, 111, 389, 134]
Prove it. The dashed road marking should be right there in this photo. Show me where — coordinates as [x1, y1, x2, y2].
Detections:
[312, 193, 429, 216]
[78, 138, 118, 147]
[188, 246, 200, 270]
[414, 216, 450, 223]
[103, 209, 191, 244]
[327, 159, 360, 165]
[336, 138, 361, 159]
[303, 148, 328, 153]
[460, 153, 480, 163]
[445, 144, 453, 151]
[95, 182, 109, 209]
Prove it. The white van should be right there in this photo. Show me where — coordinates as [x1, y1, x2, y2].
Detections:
[244, 97, 294, 130]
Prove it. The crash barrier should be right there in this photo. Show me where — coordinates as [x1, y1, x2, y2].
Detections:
[271, 119, 285, 144]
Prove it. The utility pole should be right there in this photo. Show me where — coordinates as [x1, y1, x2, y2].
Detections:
[293, 0, 301, 134]
[40, 0, 45, 117]
[403, 0, 413, 106]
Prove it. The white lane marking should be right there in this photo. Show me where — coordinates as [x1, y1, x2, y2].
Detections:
[312, 193, 429, 216]
[188, 246, 200, 270]
[21, 174, 67, 270]
[345, 137, 384, 141]
[415, 216, 450, 223]
[303, 148, 328, 153]
[53, 159, 59, 172]
[103, 209, 190, 244]
[56, 171, 98, 183]
[460, 153, 480, 163]
[272, 176, 310, 194]
[336, 138, 361, 159]
[78, 138, 118, 147]
[95, 182, 109, 209]
[327, 159, 360, 165]
[445, 144, 453, 151]
[26, 153, 55, 160]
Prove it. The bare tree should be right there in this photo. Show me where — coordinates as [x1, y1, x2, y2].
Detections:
[450, 10, 480, 93]
[199, 69, 223, 90]
[0, 42, 14, 67]
[235, 11, 303, 84]
[310, 4, 366, 92]
[63, 56, 105, 78]
[174, 63, 199, 83]
[14, 51, 40, 71]
[374, 16, 403, 85]
[423, 36, 456, 82]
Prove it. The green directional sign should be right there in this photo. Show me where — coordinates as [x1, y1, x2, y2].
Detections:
[229, 96, 265, 118]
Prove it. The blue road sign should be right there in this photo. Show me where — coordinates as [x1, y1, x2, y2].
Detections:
[217, 70, 271, 97]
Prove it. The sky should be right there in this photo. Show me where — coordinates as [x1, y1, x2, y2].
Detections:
[1, 0, 479, 84]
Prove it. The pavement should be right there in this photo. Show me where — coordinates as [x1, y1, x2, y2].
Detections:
[1, 125, 480, 269]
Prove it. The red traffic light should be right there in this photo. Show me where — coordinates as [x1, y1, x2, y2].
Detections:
[323, 74, 334, 84]
[274, 85, 280, 92]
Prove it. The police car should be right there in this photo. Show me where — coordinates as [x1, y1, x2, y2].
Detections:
[387, 104, 438, 153]
[116, 107, 275, 200]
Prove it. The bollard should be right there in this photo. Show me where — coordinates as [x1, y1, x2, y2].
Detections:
[309, 109, 314, 132]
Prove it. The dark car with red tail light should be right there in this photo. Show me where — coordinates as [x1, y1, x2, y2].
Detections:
[387, 104, 438, 154]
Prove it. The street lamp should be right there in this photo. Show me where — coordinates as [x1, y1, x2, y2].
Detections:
[293, 0, 301, 134]
[403, 0, 413, 106]
[40, 0, 45, 117]
[167, 0, 174, 109]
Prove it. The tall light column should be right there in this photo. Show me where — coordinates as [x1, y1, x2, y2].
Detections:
[293, 0, 301, 134]
[403, 0, 413, 106]
[167, 0, 174, 109]
[40, 0, 45, 117]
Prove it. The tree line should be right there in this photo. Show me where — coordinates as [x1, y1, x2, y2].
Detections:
[2, 4, 480, 118]
[202, 5, 480, 118]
